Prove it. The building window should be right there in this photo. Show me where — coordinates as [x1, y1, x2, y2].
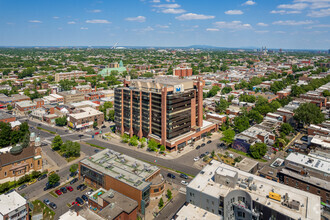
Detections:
[317, 190, 321, 195]
[31, 163, 33, 168]
[296, 181, 298, 187]
[38, 160, 40, 165]
[326, 193, 329, 198]
[4, 172, 7, 177]
[207, 199, 209, 203]
[306, 185, 309, 191]
[154, 188, 159, 193]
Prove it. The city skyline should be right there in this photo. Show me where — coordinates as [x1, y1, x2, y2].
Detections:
[0, 0, 330, 49]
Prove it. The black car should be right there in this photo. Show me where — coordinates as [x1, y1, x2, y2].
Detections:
[207, 140, 212, 144]
[80, 184, 87, 191]
[77, 184, 86, 190]
[101, 125, 106, 128]
[49, 202, 57, 209]
[78, 134, 84, 138]
[44, 182, 59, 191]
[70, 171, 78, 177]
[38, 174, 47, 181]
[201, 143, 206, 147]
[17, 184, 27, 191]
[200, 153, 206, 158]
[205, 151, 210, 155]
[76, 197, 84, 205]
[60, 187, 67, 193]
[94, 149, 100, 153]
[70, 178, 78, 185]
[180, 173, 188, 179]
[167, 173, 176, 179]
[81, 195, 88, 202]
[5, 189, 16, 195]
[196, 145, 201, 150]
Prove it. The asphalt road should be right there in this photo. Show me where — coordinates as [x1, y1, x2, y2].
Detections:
[156, 193, 186, 220]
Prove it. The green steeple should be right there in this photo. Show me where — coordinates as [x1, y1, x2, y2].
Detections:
[119, 60, 123, 67]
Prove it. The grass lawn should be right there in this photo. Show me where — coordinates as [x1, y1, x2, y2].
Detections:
[227, 148, 267, 162]
[217, 153, 235, 165]
[49, 191, 58, 198]
[85, 142, 106, 149]
[32, 200, 55, 220]
[36, 126, 56, 134]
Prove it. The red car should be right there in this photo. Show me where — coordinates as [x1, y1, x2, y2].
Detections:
[55, 189, 62, 195]
[67, 186, 73, 192]
[272, 147, 278, 152]
[95, 132, 99, 135]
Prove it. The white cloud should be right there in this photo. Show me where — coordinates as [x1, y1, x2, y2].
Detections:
[142, 26, 154, 31]
[152, 3, 180, 8]
[270, 10, 301, 14]
[274, 31, 286, 34]
[90, 9, 101, 13]
[257, 22, 268, 26]
[225, 10, 244, 15]
[242, 0, 256, 6]
[175, 13, 215, 20]
[86, 19, 111, 24]
[294, 0, 330, 9]
[29, 20, 42, 23]
[277, 3, 308, 10]
[156, 24, 170, 28]
[53, 16, 60, 19]
[214, 21, 252, 30]
[307, 8, 330, 17]
[80, 27, 88, 30]
[162, 8, 186, 14]
[255, 30, 269, 34]
[67, 21, 76, 24]
[150, 0, 160, 2]
[125, 16, 146, 22]
[273, 20, 314, 25]
[206, 28, 219, 31]
[165, 0, 175, 2]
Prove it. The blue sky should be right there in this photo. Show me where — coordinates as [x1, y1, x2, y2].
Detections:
[0, 0, 329, 49]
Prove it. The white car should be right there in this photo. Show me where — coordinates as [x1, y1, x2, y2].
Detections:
[181, 180, 189, 186]
[193, 157, 199, 162]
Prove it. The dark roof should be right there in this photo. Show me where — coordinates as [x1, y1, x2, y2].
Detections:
[0, 112, 15, 120]
[0, 144, 36, 167]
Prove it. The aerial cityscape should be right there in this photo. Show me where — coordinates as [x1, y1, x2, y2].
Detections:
[0, 0, 329, 220]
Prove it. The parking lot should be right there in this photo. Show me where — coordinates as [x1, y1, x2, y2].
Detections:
[39, 179, 92, 219]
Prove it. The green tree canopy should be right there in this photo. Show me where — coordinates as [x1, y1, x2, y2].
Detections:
[215, 98, 229, 113]
[70, 164, 78, 173]
[280, 123, 293, 135]
[234, 116, 250, 132]
[48, 173, 60, 185]
[221, 129, 235, 145]
[294, 103, 325, 125]
[55, 116, 67, 126]
[52, 135, 63, 151]
[249, 143, 267, 159]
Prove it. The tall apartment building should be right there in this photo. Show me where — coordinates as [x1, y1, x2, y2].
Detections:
[54, 71, 87, 82]
[186, 160, 321, 220]
[114, 77, 216, 151]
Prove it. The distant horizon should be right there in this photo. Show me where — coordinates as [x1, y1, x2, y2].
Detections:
[1, 0, 329, 50]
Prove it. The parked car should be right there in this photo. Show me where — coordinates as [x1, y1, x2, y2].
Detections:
[81, 195, 88, 202]
[77, 184, 85, 190]
[28, 179, 37, 185]
[5, 189, 15, 195]
[201, 143, 206, 147]
[17, 184, 27, 191]
[207, 140, 212, 144]
[301, 136, 308, 142]
[95, 132, 99, 135]
[38, 174, 47, 181]
[48, 171, 55, 176]
[101, 125, 106, 129]
[86, 189, 94, 195]
[196, 145, 200, 150]
[199, 153, 206, 158]
[78, 134, 84, 138]
[80, 184, 87, 191]
[43, 199, 51, 205]
[67, 186, 73, 192]
[205, 151, 210, 155]
[180, 173, 188, 179]
[55, 190, 62, 195]
[94, 149, 100, 153]
[167, 173, 176, 179]
[181, 180, 189, 186]
[49, 202, 57, 209]
[60, 187, 67, 193]
[70, 171, 78, 177]
[70, 178, 78, 185]
[75, 197, 84, 205]
[194, 157, 199, 162]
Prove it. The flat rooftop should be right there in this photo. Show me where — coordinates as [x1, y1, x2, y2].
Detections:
[175, 204, 220, 220]
[0, 191, 27, 215]
[69, 107, 102, 120]
[286, 152, 330, 175]
[80, 149, 159, 191]
[187, 160, 321, 220]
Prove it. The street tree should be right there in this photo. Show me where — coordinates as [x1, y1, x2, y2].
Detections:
[280, 123, 293, 135]
[249, 143, 267, 159]
[221, 129, 235, 145]
[52, 135, 63, 151]
[70, 164, 78, 173]
[294, 103, 325, 125]
[48, 173, 60, 185]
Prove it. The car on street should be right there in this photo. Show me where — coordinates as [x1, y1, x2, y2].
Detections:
[55, 190, 62, 195]
[200, 153, 206, 159]
[75, 197, 84, 205]
[180, 173, 188, 179]
[205, 151, 210, 155]
[49, 202, 57, 209]
[194, 157, 199, 162]
[272, 147, 278, 152]
[167, 173, 176, 179]
[94, 149, 100, 153]
[48, 171, 55, 176]
[80, 185, 87, 191]
[95, 132, 99, 135]
[67, 186, 73, 192]
[17, 184, 27, 191]
[86, 189, 94, 195]
[43, 199, 51, 206]
[38, 174, 47, 181]
[101, 125, 106, 128]
[301, 136, 308, 142]
[70, 171, 78, 177]
[43, 182, 59, 191]
[181, 180, 189, 186]
[70, 178, 78, 185]
[207, 140, 212, 144]
[196, 145, 200, 150]
[81, 195, 88, 202]
[60, 187, 67, 193]
[28, 179, 37, 185]
[201, 143, 206, 147]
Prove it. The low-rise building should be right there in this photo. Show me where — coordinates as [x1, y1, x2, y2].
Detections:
[55, 71, 87, 82]
[186, 160, 321, 220]
[174, 203, 219, 220]
[174, 67, 193, 78]
[0, 191, 29, 220]
[68, 107, 104, 130]
[0, 111, 16, 123]
[58, 91, 85, 104]
[79, 149, 165, 214]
